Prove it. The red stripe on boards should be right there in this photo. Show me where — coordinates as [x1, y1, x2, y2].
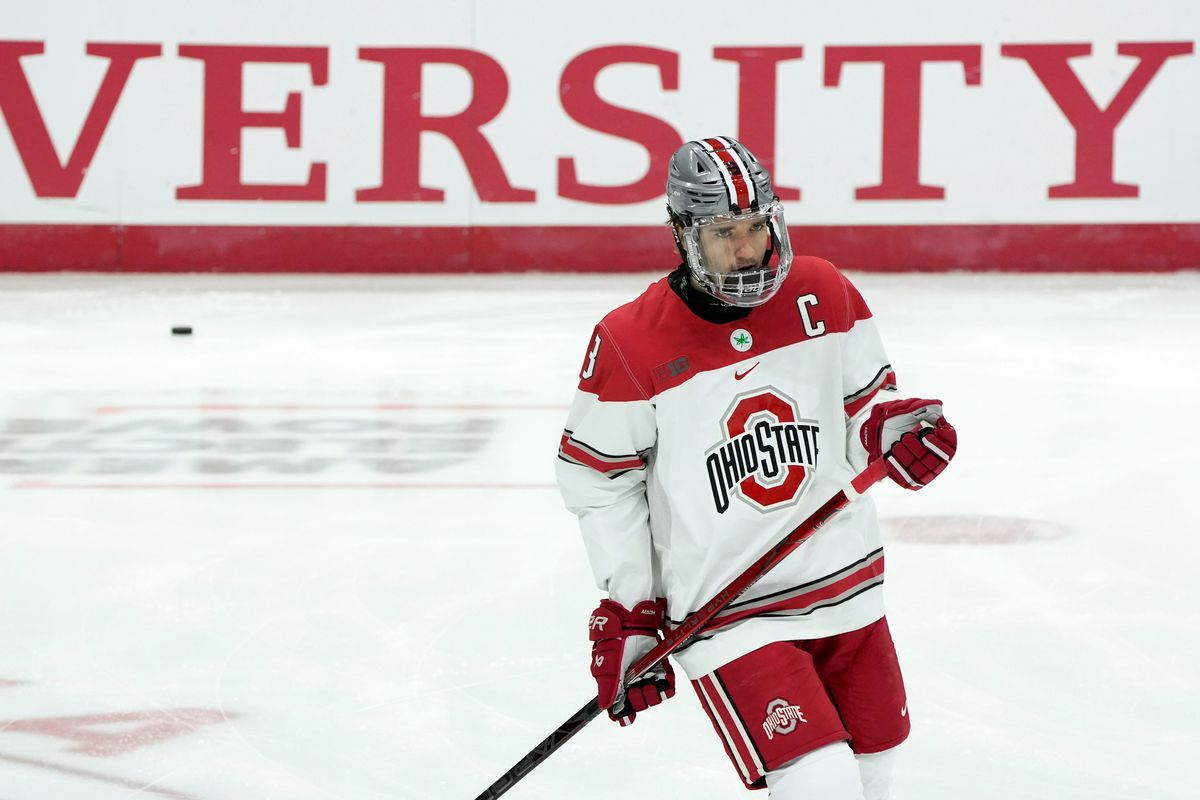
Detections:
[2, 224, 1199, 272]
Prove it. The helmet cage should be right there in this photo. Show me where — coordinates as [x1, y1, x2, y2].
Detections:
[681, 201, 793, 307]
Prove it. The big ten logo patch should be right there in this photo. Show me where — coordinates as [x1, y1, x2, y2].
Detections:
[705, 388, 819, 514]
[652, 356, 690, 387]
[762, 698, 807, 740]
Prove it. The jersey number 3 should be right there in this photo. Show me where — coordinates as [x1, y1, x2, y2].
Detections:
[581, 333, 602, 379]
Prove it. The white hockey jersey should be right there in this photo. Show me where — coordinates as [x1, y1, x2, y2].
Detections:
[556, 257, 898, 678]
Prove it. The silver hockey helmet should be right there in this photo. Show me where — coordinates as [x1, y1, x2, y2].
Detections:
[666, 136, 793, 307]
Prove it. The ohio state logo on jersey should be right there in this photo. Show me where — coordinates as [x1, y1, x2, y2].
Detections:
[705, 388, 819, 514]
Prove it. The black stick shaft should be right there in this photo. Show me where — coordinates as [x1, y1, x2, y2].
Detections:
[472, 700, 600, 800]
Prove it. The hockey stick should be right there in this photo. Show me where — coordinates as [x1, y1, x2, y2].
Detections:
[472, 459, 889, 800]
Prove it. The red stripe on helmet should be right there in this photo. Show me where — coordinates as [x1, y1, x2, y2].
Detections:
[703, 138, 751, 212]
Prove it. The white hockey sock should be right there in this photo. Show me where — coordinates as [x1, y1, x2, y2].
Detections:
[765, 742, 864, 800]
[855, 747, 898, 800]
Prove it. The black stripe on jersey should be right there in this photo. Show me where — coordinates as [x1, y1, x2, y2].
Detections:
[844, 364, 894, 403]
[561, 430, 642, 462]
[720, 549, 884, 612]
[757, 578, 885, 619]
[606, 468, 646, 478]
[713, 669, 768, 769]
[669, 572, 885, 655]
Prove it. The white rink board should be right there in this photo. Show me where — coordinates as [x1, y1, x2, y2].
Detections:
[2, 0, 1200, 226]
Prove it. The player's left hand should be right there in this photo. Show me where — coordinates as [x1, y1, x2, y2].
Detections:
[861, 397, 957, 490]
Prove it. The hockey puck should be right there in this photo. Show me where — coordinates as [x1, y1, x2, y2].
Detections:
[171, 326, 193, 336]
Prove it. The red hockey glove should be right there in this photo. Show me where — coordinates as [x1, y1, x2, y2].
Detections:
[588, 598, 675, 726]
[860, 398, 957, 490]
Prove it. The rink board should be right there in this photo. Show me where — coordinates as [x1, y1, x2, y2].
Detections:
[3, 1, 1200, 270]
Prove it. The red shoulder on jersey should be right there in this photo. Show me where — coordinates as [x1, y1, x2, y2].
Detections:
[574, 279, 678, 402]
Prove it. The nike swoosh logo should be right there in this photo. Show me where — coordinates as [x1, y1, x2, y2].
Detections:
[901, 705, 907, 717]
[734, 363, 759, 381]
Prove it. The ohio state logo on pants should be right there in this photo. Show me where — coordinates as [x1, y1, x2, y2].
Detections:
[705, 388, 819, 513]
[763, 698, 808, 740]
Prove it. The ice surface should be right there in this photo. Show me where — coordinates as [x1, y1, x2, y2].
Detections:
[0, 271, 1197, 800]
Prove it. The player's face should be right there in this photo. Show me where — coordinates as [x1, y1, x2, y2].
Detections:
[697, 217, 771, 273]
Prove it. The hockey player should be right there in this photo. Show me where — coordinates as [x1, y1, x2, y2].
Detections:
[555, 136, 958, 800]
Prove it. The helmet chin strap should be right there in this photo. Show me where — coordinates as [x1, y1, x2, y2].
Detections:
[760, 240, 775, 268]
[672, 227, 688, 262]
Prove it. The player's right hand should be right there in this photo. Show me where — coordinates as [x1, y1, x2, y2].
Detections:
[588, 598, 675, 726]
